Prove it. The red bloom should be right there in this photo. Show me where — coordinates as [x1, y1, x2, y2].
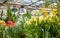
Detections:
[7, 20, 15, 27]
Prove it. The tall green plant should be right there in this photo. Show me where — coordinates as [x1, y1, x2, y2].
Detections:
[44, 1, 52, 8]
[57, 4, 60, 19]
[23, 10, 31, 19]
[0, 10, 3, 20]
[4, 6, 16, 22]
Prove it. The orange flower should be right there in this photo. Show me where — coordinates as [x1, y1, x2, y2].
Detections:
[2, 22, 7, 26]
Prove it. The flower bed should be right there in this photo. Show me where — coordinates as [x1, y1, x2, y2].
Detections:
[0, 4, 60, 38]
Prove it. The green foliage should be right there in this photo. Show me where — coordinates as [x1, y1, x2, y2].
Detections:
[23, 10, 31, 19]
[4, 6, 16, 22]
[57, 4, 60, 16]
[24, 20, 38, 38]
[23, 15, 60, 38]
[45, 1, 51, 8]
[0, 2, 60, 38]
[0, 10, 3, 20]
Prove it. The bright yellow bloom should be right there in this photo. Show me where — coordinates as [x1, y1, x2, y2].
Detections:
[50, 9, 57, 15]
[31, 16, 37, 22]
[42, 11, 48, 17]
[42, 8, 48, 17]
[0, 20, 5, 24]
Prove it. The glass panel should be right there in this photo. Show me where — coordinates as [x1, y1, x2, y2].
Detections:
[24, 0, 32, 3]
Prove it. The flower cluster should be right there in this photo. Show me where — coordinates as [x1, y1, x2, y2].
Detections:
[0, 20, 15, 28]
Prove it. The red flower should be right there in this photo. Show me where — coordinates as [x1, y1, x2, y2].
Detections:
[7, 20, 15, 27]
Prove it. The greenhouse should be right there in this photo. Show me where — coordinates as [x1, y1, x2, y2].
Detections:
[0, 0, 60, 38]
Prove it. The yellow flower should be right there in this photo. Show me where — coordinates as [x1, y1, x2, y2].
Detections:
[31, 10, 41, 15]
[31, 10, 36, 15]
[49, 6, 53, 10]
[0, 20, 5, 24]
[39, 16, 44, 23]
[50, 9, 57, 15]
[25, 20, 31, 25]
[58, 23, 60, 25]
[42, 7, 46, 10]
[42, 12, 48, 17]
[31, 16, 37, 22]
[35, 10, 41, 15]
[31, 16, 35, 19]
[45, 15, 52, 22]
[42, 8, 48, 17]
